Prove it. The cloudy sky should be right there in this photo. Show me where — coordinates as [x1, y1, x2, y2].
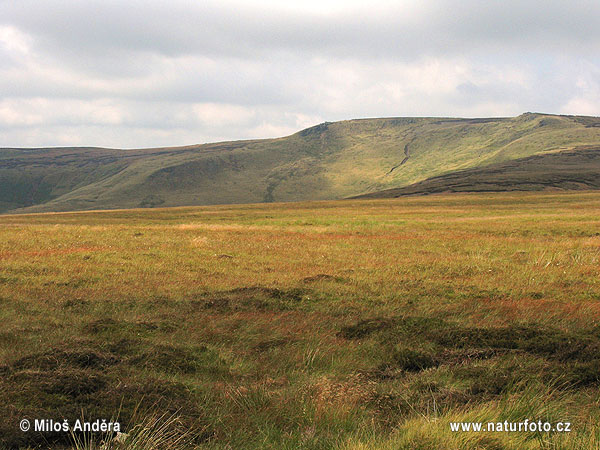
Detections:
[0, 0, 599, 148]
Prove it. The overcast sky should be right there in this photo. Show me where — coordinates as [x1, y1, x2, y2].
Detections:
[1, 0, 599, 148]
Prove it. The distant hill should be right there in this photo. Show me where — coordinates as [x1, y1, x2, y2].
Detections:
[2, 113, 600, 213]
[352, 146, 600, 199]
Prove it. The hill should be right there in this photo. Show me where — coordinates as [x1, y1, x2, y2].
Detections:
[354, 145, 600, 198]
[2, 113, 600, 213]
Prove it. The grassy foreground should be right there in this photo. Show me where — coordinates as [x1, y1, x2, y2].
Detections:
[1, 191, 600, 449]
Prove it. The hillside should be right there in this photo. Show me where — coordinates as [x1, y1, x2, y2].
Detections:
[354, 145, 600, 198]
[2, 113, 600, 213]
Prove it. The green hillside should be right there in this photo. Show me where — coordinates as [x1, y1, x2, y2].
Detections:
[354, 145, 600, 198]
[2, 113, 600, 213]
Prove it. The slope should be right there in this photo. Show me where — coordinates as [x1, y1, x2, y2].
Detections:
[352, 146, 600, 198]
[2, 113, 600, 213]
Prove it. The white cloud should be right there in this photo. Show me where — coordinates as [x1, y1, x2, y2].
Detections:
[0, 101, 42, 126]
[0, 98, 128, 127]
[0, 1, 598, 147]
[561, 98, 600, 116]
[190, 103, 256, 127]
[0, 25, 31, 55]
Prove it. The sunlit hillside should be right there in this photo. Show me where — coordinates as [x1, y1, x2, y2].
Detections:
[3, 113, 600, 213]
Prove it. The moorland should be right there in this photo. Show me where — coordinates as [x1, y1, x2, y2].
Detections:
[1, 191, 600, 449]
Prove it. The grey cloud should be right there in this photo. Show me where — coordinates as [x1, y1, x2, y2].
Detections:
[0, 1, 599, 147]
[2, 0, 599, 62]
[0, 54, 297, 106]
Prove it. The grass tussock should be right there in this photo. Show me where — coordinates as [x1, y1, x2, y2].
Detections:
[70, 412, 200, 450]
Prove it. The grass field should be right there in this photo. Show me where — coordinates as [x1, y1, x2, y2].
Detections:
[2, 191, 600, 449]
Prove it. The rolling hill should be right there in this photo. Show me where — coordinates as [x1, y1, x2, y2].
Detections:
[2, 112, 600, 213]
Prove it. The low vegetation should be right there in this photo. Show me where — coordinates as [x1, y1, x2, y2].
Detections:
[3, 113, 600, 213]
[357, 145, 600, 198]
[1, 191, 600, 448]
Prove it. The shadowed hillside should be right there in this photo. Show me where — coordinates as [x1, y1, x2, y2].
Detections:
[2, 113, 600, 213]
[353, 146, 600, 198]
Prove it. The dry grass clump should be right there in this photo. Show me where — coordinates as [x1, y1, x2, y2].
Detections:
[70, 412, 200, 450]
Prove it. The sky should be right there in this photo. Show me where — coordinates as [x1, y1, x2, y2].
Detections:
[0, 0, 599, 148]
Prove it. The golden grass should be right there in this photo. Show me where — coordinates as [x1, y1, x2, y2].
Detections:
[1, 191, 600, 448]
